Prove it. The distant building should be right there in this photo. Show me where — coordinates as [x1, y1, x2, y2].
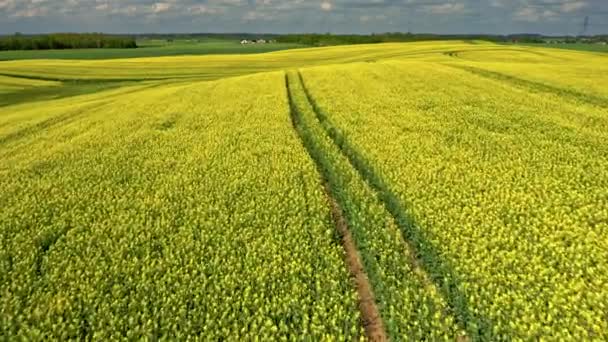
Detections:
[241, 39, 269, 45]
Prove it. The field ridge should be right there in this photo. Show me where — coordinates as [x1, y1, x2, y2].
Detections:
[451, 64, 608, 108]
[0, 100, 110, 146]
[0, 72, 157, 83]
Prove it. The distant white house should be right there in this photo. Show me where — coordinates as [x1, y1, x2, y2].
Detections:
[241, 39, 270, 45]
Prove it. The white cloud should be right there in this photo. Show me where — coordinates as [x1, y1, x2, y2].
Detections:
[513, 5, 560, 22]
[0, 0, 16, 10]
[426, 3, 465, 14]
[152, 2, 171, 13]
[0, 0, 605, 35]
[242, 10, 274, 21]
[189, 5, 217, 15]
[11, 6, 47, 18]
[514, 7, 539, 22]
[560, 1, 587, 13]
[111, 4, 138, 16]
[359, 13, 386, 23]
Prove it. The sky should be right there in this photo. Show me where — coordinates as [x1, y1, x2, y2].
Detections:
[0, 0, 606, 35]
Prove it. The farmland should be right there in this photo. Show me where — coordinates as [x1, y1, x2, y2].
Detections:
[1, 41, 607, 340]
[0, 38, 303, 61]
[518, 42, 608, 53]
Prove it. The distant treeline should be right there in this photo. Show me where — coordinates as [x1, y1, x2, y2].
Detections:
[275, 33, 608, 46]
[0, 33, 137, 51]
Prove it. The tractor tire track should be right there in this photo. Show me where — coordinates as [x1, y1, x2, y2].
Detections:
[286, 73, 387, 341]
[297, 71, 491, 340]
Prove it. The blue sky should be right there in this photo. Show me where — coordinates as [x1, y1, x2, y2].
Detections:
[0, 0, 606, 35]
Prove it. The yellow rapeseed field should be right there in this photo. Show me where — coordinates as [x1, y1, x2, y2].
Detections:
[1, 41, 606, 340]
[0, 75, 59, 94]
[300, 58, 608, 340]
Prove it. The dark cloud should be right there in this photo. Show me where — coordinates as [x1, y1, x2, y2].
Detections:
[0, 0, 606, 35]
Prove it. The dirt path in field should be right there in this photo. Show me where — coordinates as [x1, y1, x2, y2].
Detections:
[286, 73, 387, 341]
[323, 184, 387, 342]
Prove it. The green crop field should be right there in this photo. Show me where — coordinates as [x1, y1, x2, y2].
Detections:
[0, 39, 303, 61]
[1, 41, 607, 340]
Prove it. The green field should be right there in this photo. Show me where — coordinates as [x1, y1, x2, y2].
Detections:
[1, 41, 607, 340]
[0, 39, 303, 61]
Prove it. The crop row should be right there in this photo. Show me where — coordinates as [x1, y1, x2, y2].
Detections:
[0, 73, 363, 339]
[448, 55, 608, 100]
[299, 60, 608, 340]
[287, 70, 462, 340]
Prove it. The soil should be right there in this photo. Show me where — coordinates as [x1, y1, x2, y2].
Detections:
[324, 184, 387, 342]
